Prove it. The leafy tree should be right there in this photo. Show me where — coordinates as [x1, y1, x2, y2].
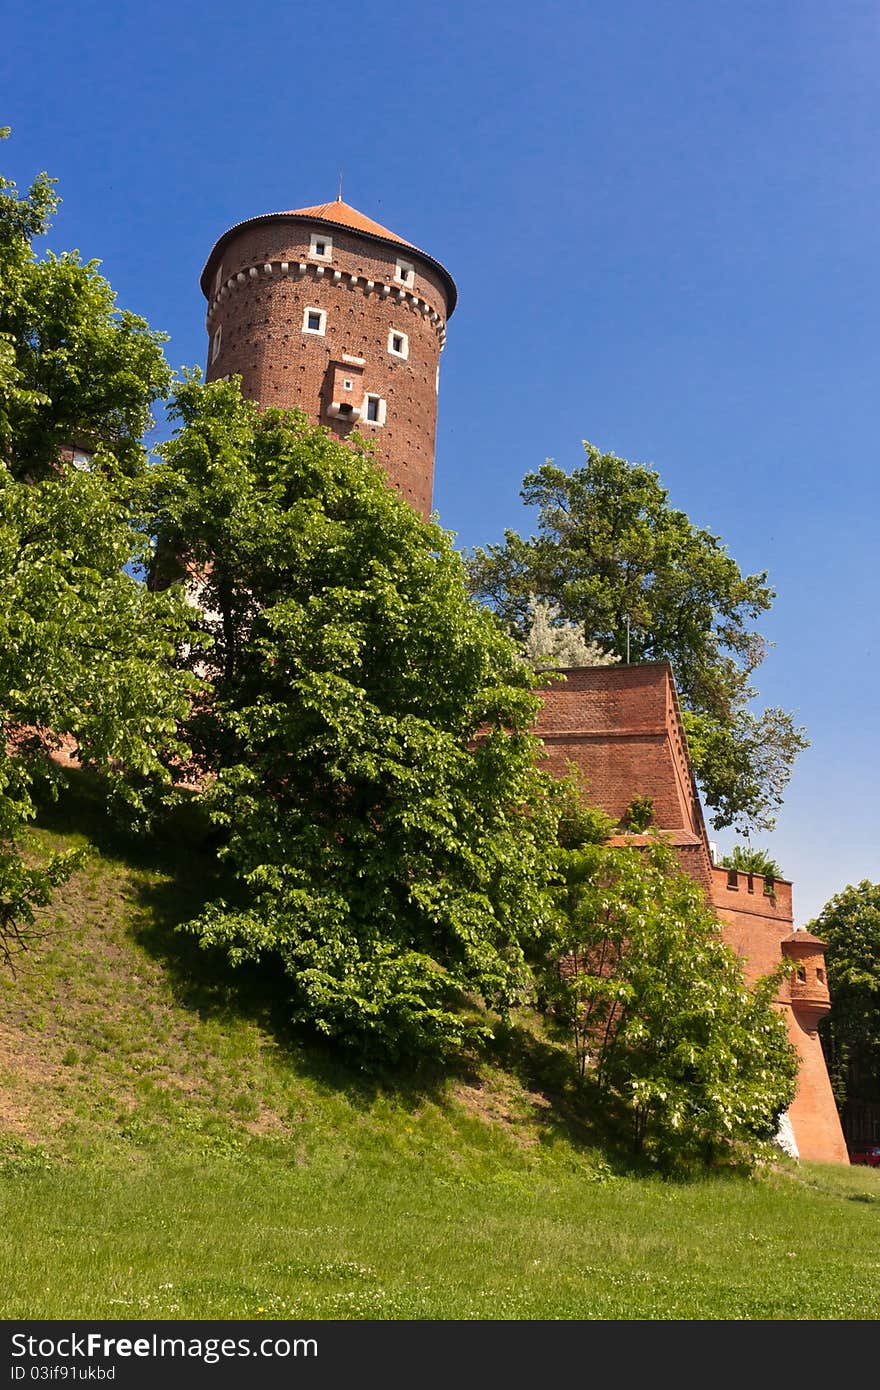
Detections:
[720, 845, 783, 881]
[539, 795, 797, 1162]
[151, 377, 561, 1060]
[0, 133, 198, 963]
[812, 882, 880, 1113]
[467, 444, 808, 832]
[620, 794, 655, 833]
[522, 598, 618, 670]
[0, 131, 170, 482]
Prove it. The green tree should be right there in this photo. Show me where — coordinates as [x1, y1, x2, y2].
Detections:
[151, 377, 561, 1060]
[0, 133, 199, 962]
[720, 845, 783, 882]
[521, 597, 618, 670]
[467, 444, 808, 832]
[0, 132, 170, 482]
[812, 882, 880, 1113]
[541, 806, 797, 1163]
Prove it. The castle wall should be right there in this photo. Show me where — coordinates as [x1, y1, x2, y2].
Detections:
[783, 1008, 851, 1164]
[711, 869, 795, 989]
[535, 662, 849, 1164]
[535, 665, 700, 830]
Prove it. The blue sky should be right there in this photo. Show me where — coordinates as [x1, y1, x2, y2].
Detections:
[3, 1, 878, 923]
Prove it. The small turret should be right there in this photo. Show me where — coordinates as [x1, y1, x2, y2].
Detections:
[782, 930, 831, 1016]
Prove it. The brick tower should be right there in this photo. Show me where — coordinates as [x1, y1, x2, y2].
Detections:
[200, 197, 457, 518]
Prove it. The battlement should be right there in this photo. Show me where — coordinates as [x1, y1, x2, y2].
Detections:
[711, 866, 793, 921]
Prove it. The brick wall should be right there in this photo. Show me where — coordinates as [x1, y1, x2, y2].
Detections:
[711, 868, 796, 988]
[534, 664, 704, 834]
[535, 662, 849, 1164]
[202, 221, 450, 518]
[783, 1009, 850, 1163]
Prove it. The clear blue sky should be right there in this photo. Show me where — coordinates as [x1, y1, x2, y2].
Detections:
[3, 1, 878, 924]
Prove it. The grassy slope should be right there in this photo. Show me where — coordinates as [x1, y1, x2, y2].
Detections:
[1, 774, 879, 1320]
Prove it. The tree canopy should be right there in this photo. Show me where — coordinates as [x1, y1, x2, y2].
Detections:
[812, 881, 880, 1113]
[521, 598, 618, 671]
[720, 845, 783, 881]
[151, 377, 561, 1059]
[0, 133, 198, 961]
[0, 133, 171, 482]
[541, 805, 797, 1162]
[467, 444, 808, 832]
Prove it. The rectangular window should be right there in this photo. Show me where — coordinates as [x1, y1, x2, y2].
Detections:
[364, 394, 386, 425]
[388, 329, 408, 360]
[395, 258, 415, 286]
[309, 233, 332, 260]
[303, 307, 326, 335]
[211, 325, 222, 362]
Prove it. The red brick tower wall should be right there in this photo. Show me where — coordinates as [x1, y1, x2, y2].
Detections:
[201, 215, 453, 518]
[535, 663, 849, 1163]
[711, 878, 849, 1164]
[535, 665, 696, 825]
[712, 869, 796, 981]
[535, 664, 714, 889]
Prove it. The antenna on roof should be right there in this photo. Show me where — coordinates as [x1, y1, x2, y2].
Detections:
[337, 168, 343, 202]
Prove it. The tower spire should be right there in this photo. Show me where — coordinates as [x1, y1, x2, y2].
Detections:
[337, 168, 343, 202]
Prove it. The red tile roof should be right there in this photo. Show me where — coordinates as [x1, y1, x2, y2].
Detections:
[200, 198, 457, 314]
[281, 199, 414, 248]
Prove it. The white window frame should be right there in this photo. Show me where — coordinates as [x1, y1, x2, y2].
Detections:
[303, 307, 327, 336]
[388, 328, 409, 360]
[211, 324, 222, 362]
[212, 263, 224, 297]
[342, 377, 354, 391]
[363, 394, 387, 426]
[394, 257, 415, 287]
[309, 232, 332, 261]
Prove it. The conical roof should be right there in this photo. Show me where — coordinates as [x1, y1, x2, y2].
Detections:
[783, 930, 828, 948]
[200, 197, 456, 314]
[281, 198, 414, 248]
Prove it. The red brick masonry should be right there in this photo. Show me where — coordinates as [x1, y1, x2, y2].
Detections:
[535, 663, 849, 1164]
[201, 208, 453, 519]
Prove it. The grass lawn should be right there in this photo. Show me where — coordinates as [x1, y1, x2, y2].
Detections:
[1, 774, 878, 1320]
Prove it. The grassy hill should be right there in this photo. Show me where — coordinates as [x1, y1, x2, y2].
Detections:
[1, 772, 879, 1320]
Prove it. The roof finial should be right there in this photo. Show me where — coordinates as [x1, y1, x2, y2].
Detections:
[337, 167, 343, 202]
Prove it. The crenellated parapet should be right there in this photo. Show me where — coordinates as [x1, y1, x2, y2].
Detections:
[205, 257, 448, 349]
